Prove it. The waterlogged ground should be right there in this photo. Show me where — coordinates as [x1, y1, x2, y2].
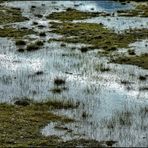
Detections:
[0, 0, 148, 147]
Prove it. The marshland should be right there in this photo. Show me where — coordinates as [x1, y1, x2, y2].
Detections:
[0, 0, 148, 147]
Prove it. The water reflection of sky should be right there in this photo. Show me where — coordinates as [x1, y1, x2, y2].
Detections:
[75, 1, 132, 12]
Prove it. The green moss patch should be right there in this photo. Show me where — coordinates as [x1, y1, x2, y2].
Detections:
[0, 6, 29, 25]
[47, 8, 109, 21]
[0, 27, 35, 39]
[0, 99, 76, 147]
[111, 53, 148, 69]
[49, 22, 148, 53]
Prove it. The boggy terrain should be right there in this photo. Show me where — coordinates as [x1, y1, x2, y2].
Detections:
[0, 0, 148, 147]
[48, 8, 148, 69]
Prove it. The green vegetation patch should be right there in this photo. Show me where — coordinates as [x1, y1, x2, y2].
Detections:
[117, 3, 148, 17]
[0, 6, 29, 25]
[47, 8, 109, 21]
[49, 22, 148, 53]
[26, 40, 44, 51]
[111, 53, 148, 69]
[0, 99, 76, 147]
[102, 111, 133, 129]
[0, 27, 35, 39]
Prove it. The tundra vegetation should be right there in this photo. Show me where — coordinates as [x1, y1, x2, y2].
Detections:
[0, 6, 28, 24]
[48, 16, 148, 69]
[0, 0, 148, 147]
[0, 99, 77, 147]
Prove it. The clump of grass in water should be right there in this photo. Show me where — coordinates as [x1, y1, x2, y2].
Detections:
[39, 32, 46, 37]
[50, 88, 63, 94]
[26, 40, 44, 51]
[139, 87, 148, 91]
[103, 110, 133, 129]
[95, 63, 110, 72]
[38, 99, 79, 109]
[15, 40, 26, 46]
[139, 75, 147, 81]
[54, 78, 66, 86]
[120, 80, 131, 85]
[60, 43, 66, 47]
[128, 49, 136, 55]
[50, 78, 67, 94]
[139, 106, 148, 116]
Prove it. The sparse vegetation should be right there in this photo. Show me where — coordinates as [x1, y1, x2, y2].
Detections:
[50, 88, 63, 94]
[112, 53, 148, 69]
[117, 3, 148, 17]
[104, 110, 133, 129]
[0, 6, 29, 25]
[60, 43, 66, 47]
[139, 87, 148, 91]
[47, 8, 109, 21]
[121, 80, 131, 85]
[139, 75, 147, 81]
[128, 49, 136, 55]
[17, 48, 25, 52]
[95, 63, 110, 72]
[54, 78, 66, 86]
[15, 40, 26, 46]
[26, 40, 44, 51]
[0, 27, 35, 39]
[39, 32, 46, 37]
[49, 21, 148, 55]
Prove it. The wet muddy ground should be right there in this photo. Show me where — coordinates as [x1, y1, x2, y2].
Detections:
[0, 0, 148, 147]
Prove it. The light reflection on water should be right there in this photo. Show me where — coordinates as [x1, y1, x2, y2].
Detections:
[0, 1, 148, 146]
